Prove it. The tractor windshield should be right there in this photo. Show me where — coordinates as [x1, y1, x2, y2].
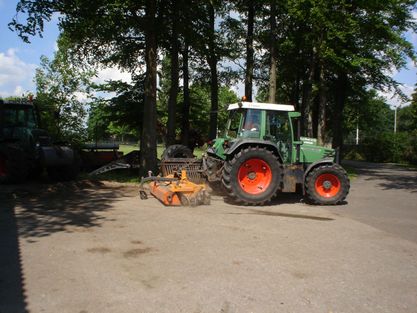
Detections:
[226, 108, 261, 139]
[225, 109, 243, 138]
[3, 106, 38, 129]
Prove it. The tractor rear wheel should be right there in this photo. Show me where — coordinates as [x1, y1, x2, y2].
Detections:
[161, 144, 193, 160]
[0, 145, 29, 184]
[305, 164, 350, 205]
[222, 146, 281, 205]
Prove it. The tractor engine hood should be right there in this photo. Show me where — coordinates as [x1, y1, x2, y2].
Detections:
[299, 137, 336, 162]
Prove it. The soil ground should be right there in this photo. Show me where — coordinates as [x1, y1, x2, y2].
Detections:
[1, 161, 417, 313]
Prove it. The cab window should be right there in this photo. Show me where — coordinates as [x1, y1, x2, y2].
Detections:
[242, 109, 261, 132]
[266, 111, 291, 142]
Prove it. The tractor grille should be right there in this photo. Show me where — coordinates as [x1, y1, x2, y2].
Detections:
[160, 158, 205, 184]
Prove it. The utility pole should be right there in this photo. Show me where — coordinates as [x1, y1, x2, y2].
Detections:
[394, 105, 398, 134]
[356, 121, 359, 145]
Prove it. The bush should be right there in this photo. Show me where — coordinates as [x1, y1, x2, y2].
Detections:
[346, 132, 417, 164]
[402, 131, 417, 164]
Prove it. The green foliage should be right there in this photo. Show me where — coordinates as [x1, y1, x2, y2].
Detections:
[35, 38, 94, 145]
[87, 77, 144, 142]
[360, 133, 408, 163]
[10, 0, 417, 163]
[180, 85, 239, 140]
[344, 89, 394, 138]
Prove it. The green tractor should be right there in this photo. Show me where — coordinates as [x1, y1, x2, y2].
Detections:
[0, 99, 79, 183]
[201, 101, 350, 205]
[159, 101, 352, 207]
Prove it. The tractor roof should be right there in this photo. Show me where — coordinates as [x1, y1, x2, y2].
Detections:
[227, 102, 295, 112]
[0, 99, 34, 108]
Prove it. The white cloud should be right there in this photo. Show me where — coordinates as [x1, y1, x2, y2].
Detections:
[379, 84, 414, 108]
[93, 66, 132, 84]
[74, 91, 89, 102]
[0, 49, 37, 97]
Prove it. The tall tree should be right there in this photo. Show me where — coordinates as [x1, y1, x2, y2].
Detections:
[141, 0, 158, 174]
[166, 0, 180, 146]
[181, 42, 191, 145]
[207, 2, 219, 139]
[244, 0, 255, 101]
[35, 39, 94, 144]
[268, 1, 277, 103]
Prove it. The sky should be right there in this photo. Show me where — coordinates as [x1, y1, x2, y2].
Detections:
[0, 0, 416, 107]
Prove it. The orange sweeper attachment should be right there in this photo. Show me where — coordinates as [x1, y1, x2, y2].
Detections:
[139, 159, 210, 206]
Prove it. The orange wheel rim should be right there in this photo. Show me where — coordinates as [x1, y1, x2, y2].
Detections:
[315, 173, 341, 198]
[238, 158, 272, 195]
[0, 157, 6, 177]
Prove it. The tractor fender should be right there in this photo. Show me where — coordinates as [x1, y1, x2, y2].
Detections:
[40, 146, 75, 167]
[224, 139, 284, 163]
[302, 158, 335, 194]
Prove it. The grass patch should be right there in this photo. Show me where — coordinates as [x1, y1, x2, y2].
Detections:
[343, 165, 358, 180]
[118, 144, 139, 155]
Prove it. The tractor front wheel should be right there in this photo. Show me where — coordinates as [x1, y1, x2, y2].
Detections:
[222, 147, 281, 205]
[305, 164, 350, 205]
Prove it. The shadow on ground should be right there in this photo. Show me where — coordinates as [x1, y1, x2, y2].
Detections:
[226, 207, 334, 221]
[344, 160, 417, 193]
[0, 180, 135, 313]
[7, 180, 135, 238]
[0, 192, 28, 313]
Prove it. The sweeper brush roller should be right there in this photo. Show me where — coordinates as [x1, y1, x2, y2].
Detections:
[139, 170, 210, 206]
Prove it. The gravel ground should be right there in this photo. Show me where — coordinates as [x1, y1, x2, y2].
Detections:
[1, 162, 417, 313]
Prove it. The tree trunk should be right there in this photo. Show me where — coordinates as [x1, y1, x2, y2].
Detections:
[166, 0, 179, 146]
[291, 74, 301, 111]
[317, 62, 326, 146]
[244, 0, 255, 101]
[140, 0, 158, 175]
[301, 49, 316, 137]
[268, 1, 277, 103]
[181, 42, 190, 146]
[332, 72, 347, 149]
[208, 3, 218, 140]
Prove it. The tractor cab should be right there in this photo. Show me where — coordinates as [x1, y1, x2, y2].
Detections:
[209, 101, 336, 165]
[0, 100, 40, 143]
[225, 102, 295, 140]
[210, 102, 299, 163]
[0, 99, 78, 183]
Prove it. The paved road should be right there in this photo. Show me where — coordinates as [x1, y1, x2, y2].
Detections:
[342, 160, 417, 243]
[1, 162, 417, 313]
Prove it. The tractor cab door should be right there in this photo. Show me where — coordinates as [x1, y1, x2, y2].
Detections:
[265, 110, 292, 163]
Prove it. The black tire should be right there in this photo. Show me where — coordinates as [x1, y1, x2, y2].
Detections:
[0, 144, 29, 184]
[222, 146, 282, 205]
[47, 152, 80, 181]
[28, 165, 44, 179]
[161, 144, 193, 160]
[205, 156, 225, 194]
[305, 164, 350, 205]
